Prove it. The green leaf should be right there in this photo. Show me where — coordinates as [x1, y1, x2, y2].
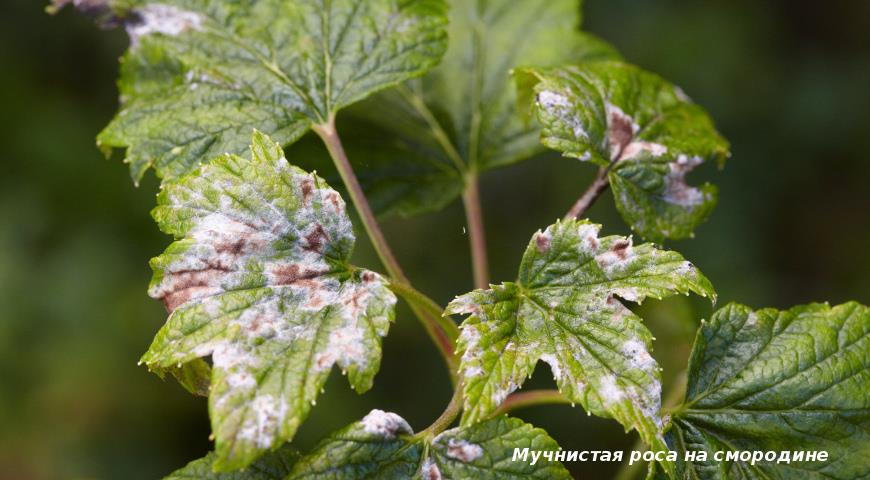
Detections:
[518, 61, 729, 241]
[446, 219, 715, 475]
[291, 0, 621, 217]
[287, 410, 570, 479]
[140, 131, 397, 471]
[81, 0, 448, 183]
[667, 302, 870, 479]
[165, 445, 298, 479]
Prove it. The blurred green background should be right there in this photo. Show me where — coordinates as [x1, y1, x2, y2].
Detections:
[1, 0, 868, 478]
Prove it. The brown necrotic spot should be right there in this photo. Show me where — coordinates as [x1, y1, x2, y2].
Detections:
[536, 232, 552, 253]
[154, 268, 227, 312]
[610, 239, 631, 260]
[608, 106, 637, 161]
[269, 263, 327, 286]
[303, 224, 329, 253]
[300, 177, 314, 205]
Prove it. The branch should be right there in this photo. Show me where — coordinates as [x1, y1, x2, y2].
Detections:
[564, 167, 610, 220]
[314, 118, 458, 374]
[462, 172, 490, 289]
[488, 390, 571, 418]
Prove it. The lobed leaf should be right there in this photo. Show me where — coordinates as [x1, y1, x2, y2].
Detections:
[667, 302, 870, 479]
[446, 219, 715, 475]
[289, 0, 622, 217]
[287, 410, 571, 479]
[57, 0, 449, 183]
[141, 131, 396, 471]
[518, 61, 729, 241]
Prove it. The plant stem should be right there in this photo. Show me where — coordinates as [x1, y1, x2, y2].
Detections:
[314, 118, 457, 373]
[488, 390, 571, 418]
[388, 281, 459, 342]
[564, 167, 610, 220]
[420, 383, 465, 439]
[462, 172, 490, 289]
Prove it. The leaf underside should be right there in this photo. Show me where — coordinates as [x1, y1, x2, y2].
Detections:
[85, 0, 448, 183]
[519, 61, 729, 241]
[667, 302, 870, 480]
[286, 410, 571, 479]
[288, 0, 622, 217]
[446, 219, 716, 476]
[141, 131, 396, 471]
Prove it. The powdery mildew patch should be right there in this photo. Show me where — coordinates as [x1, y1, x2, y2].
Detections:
[537, 90, 589, 141]
[126, 4, 203, 47]
[663, 154, 708, 207]
[420, 458, 442, 480]
[360, 409, 413, 439]
[443, 438, 484, 463]
[606, 103, 668, 163]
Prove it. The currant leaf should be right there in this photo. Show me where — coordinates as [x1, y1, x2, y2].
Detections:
[141, 131, 396, 471]
[667, 302, 870, 479]
[287, 410, 570, 479]
[57, 0, 449, 183]
[446, 219, 715, 476]
[518, 61, 729, 241]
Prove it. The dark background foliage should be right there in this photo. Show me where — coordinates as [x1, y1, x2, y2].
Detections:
[0, 0, 867, 478]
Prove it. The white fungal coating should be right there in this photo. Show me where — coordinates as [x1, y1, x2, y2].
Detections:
[444, 438, 484, 463]
[606, 103, 668, 162]
[622, 339, 656, 371]
[538, 90, 589, 141]
[663, 155, 707, 207]
[235, 394, 289, 448]
[420, 458, 442, 480]
[360, 409, 412, 438]
[539, 353, 563, 381]
[126, 4, 203, 47]
[598, 374, 625, 404]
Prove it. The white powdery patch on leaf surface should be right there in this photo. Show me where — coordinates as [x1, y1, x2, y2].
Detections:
[663, 154, 707, 207]
[442, 439, 484, 463]
[360, 409, 413, 439]
[537, 90, 589, 142]
[126, 4, 203, 47]
[141, 132, 397, 470]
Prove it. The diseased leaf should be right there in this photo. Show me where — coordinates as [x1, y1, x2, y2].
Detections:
[667, 302, 870, 479]
[61, 0, 448, 183]
[290, 0, 621, 217]
[287, 410, 570, 479]
[518, 61, 729, 241]
[165, 445, 298, 479]
[446, 219, 715, 475]
[140, 131, 397, 471]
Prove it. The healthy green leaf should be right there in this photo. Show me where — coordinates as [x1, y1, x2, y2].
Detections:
[140, 131, 396, 471]
[518, 61, 729, 241]
[289, 0, 621, 217]
[446, 219, 715, 475]
[165, 445, 298, 479]
[287, 410, 570, 479]
[667, 302, 870, 479]
[65, 0, 448, 183]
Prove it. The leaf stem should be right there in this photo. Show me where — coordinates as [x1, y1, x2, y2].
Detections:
[388, 281, 459, 342]
[564, 167, 610, 220]
[488, 390, 571, 418]
[419, 382, 465, 439]
[462, 172, 490, 289]
[314, 118, 458, 373]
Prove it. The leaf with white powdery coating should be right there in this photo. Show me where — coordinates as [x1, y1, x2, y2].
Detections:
[667, 302, 870, 479]
[63, 0, 448, 183]
[165, 445, 298, 479]
[287, 410, 570, 479]
[291, 0, 621, 217]
[446, 219, 715, 475]
[518, 61, 729, 241]
[140, 131, 396, 471]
